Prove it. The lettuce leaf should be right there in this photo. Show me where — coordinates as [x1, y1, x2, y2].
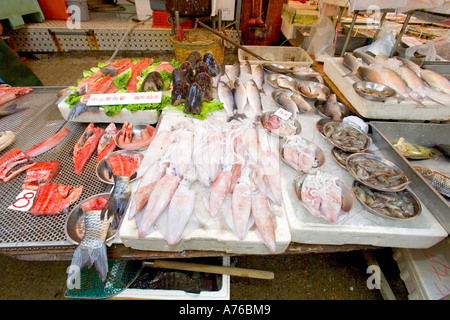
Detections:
[177, 98, 223, 120]
[113, 68, 132, 90]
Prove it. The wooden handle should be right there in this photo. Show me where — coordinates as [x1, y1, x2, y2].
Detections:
[147, 260, 274, 280]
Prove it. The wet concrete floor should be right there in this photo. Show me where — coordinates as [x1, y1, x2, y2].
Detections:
[0, 51, 409, 300]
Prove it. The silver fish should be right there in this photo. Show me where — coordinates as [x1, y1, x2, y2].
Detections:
[396, 57, 422, 78]
[415, 166, 450, 198]
[357, 66, 409, 101]
[277, 77, 297, 92]
[290, 92, 311, 112]
[253, 64, 265, 90]
[242, 60, 252, 75]
[323, 94, 342, 121]
[212, 63, 225, 88]
[290, 66, 321, 78]
[343, 53, 361, 75]
[246, 79, 262, 116]
[277, 92, 298, 115]
[354, 51, 378, 66]
[228, 62, 241, 80]
[234, 79, 248, 118]
[397, 66, 428, 101]
[218, 81, 235, 120]
[421, 69, 450, 95]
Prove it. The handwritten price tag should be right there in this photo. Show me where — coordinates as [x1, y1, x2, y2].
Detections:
[87, 92, 162, 106]
[8, 190, 37, 212]
[274, 108, 292, 120]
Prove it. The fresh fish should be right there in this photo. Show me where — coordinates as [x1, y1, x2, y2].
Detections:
[233, 79, 247, 118]
[375, 53, 389, 62]
[142, 71, 166, 91]
[81, 197, 109, 211]
[277, 92, 298, 116]
[29, 183, 82, 216]
[393, 137, 438, 160]
[0, 130, 15, 151]
[354, 51, 378, 66]
[180, 61, 195, 83]
[421, 69, 450, 95]
[152, 62, 174, 73]
[290, 92, 311, 112]
[76, 69, 103, 95]
[138, 166, 181, 238]
[396, 57, 422, 78]
[246, 79, 262, 116]
[73, 123, 104, 174]
[300, 85, 327, 101]
[232, 164, 255, 240]
[128, 160, 169, 220]
[397, 66, 427, 99]
[203, 52, 221, 77]
[323, 94, 342, 121]
[435, 144, 450, 158]
[252, 64, 265, 90]
[115, 122, 155, 150]
[96, 123, 118, 162]
[227, 62, 241, 80]
[171, 80, 189, 106]
[126, 58, 153, 93]
[184, 82, 203, 115]
[0, 149, 35, 182]
[251, 188, 276, 253]
[357, 66, 409, 101]
[241, 124, 259, 164]
[241, 60, 252, 75]
[290, 66, 322, 78]
[195, 72, 213, 102]
[276, 77, 297, 92]
[343, 53, 361, 75]
[100, 58, 133, 76]
[195, 61, 210, 75]
[186, 51, 203, 69]
[22, 161, 60, 190]
[211, 63, 225, 88]
[166, 170, 197, 245]
[105, 153, 141, 177]
[0, 103, 27, 117]
[218, 81, 235, 120]
[415, 166, 450, 198]
[25, 128, 70, 158]
[136, 129, 177, 179]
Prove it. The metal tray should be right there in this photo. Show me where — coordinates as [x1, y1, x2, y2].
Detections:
[323, 122, 370, 153]
[260, 111, 302, 138]
[279, 136, 325, 173]
[96, 150, 144, 184]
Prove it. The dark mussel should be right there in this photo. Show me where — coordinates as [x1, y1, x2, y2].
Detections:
[195, 72, 213, 102]
[172, 68, 188, 83]
[195, 61, 210, 76]
[184, 82, 204, 115]
[180, 61, 195, 83]
[142, 71, 165, 91]
[203, 52, 220, 77]
[186, 51, 203, 69]
[171, 80, 189, 106]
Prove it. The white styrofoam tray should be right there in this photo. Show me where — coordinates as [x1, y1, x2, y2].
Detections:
[393, 238, 450, 300]
[113, 256, 231, 300]
[323, 57, 450, 121]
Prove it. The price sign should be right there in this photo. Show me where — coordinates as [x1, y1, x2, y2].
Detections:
[274, 108, 292, 120]
[87, 92, 162, 106]
[8, 190, 37, 212]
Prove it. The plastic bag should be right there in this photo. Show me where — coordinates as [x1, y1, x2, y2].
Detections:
[306, 14, 336, 60]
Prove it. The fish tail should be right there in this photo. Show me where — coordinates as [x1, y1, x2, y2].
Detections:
[68, 101, 100, 120]
[424, 95, 445, 106]
[69, 242, 108, 282]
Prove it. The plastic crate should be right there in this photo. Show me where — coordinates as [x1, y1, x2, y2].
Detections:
[152, 10, 194, 29]
[393, 238, 450, 300]
[37, 0, 69, 20]
[238, 45, 313, 67]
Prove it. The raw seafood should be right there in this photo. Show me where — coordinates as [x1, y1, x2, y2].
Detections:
[171, 79, 189, 106]
[233, 79, 247, 118]
[357, 66, 409, 101]
[126, 58, 153, 93]
[276, 77, 297, 92]
[421, 68, 450, 95]
[105, 153, 141, 177]
[218, 81, 235, 120]
[0, 149, 35, 182]
[73, 123, 104, 174]
[24, 128, 70, 158]
[300, 85, 327, 101]
[142, 71, 166, 91]
[0, 131, 15, 151]
[251, 188, 276, 253]
[115, 121, 156, 150]
[353, 181, 417, 219]
[324, 122, 368, 152]
[415, 166, 450, 198]
[0, 85, 33, 106]
[343, 53, 361, 75]
[184, 83, 203, 115]
[354, 51, 378, 65]
[0, 104, 27, 117]
[290, 92, 311, 113]
[252, 64, 265, 90]
[29, 183, 82, 216]
[80, 197, 108, 211]
[263, 114, 298, 137]
[186, 51, 203, 69]
[276, 92, 298, 116]
[282, 136, 318, 173]
[393, 137, 438, 160]
[22, 161, 60, 190]
[97, 123, 118, 161]
[203, 52, 220, 77]
[320, 94, 342, 121]
[195, 72, 213, 102]
[435, 144, 450, 158]
[232, 164, 254, 240]
[246, 79, 262, 117]
[300, 171, 343, 222]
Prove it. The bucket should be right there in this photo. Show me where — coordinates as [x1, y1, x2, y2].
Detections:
[171, 28, 224, 64]
[66, 0, 90, 21]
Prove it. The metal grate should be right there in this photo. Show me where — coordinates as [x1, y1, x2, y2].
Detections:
[0, 88, 110, 249]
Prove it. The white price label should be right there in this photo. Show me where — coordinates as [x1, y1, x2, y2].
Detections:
[87, 92, 162, 106]
[8, 190, 37, 212]
[274, 108, 292, 120]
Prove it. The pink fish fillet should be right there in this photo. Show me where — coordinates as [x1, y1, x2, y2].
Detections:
[24, 128, 70, 158]
[251, 190, 276, 253]
[138, 169, 180, 238]
[209, 170, 232, 217]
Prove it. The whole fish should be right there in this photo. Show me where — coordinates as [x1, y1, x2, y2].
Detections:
[218, 81, 235, 120]
[203, 52, 221, 77]
[300, 85, 327, 101]
[277, 77, 297, 92]
[290, 66, 321, 78]
[323, 94, 342, 121]
[246, 79, 262, 116]
[233, 79, 247, 118]
[211, 63, 225, 88]
[227, 62, 241, 80]
[421, 69, 450, 95]
[184, 82, 204, 115]
[415, 166, 450, 198]
[0, 103, 27, 117]
[435, 144, 450, 158]
[354, 51, 378, 66]
[396, 57, 422, 78]
[397, 66, 427, 99]
[277, 92, 298, 116]
[357, 66, 409, 101]
[242, 60, 252, 75]
[252, 64, 265, 90]
[343, 53, 361, 75]
[393, 137, 438, 160]
[290, 92, 311, 112]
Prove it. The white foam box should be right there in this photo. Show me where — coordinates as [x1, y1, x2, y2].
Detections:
[323, 57, 450, 121]
[113, 256, 230, 300]
[119, 108, 292, 255]
[393, 238, 450, 300]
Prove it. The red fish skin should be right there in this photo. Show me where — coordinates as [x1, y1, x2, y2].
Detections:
[97, 123, 118, 162]
[77, 70, 103, 94]
[22, 161, 60, 190]
[73, 123, 104, 174]
[28, 183, 83, 216]
[0, 149, 35, 182]
[0, 87, 33, 105]
[126, 58, 154, 93]
[24, 128, 70, 158]
[105, 153, 140, 176]
[80, 196, 108, 211]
